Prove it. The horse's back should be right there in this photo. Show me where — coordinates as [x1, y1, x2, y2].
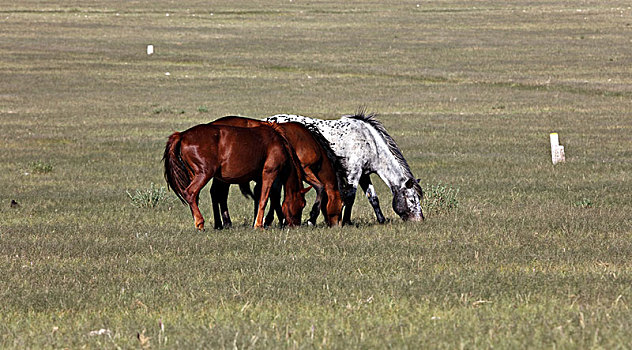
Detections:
[277, 122, 322, 161]
[186, 124, 288, 181]
[264, 115, 382, 181]
[265, 114, 373, 153]
[211, 116, 262, 128]
[180, 124, 221, 149]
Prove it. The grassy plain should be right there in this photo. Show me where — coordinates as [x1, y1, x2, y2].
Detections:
[1, 0, 632, 348]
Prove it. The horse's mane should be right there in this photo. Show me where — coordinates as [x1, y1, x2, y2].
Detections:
[344, 110, 423, 196]
[304, 123, 349, 193]
[265, 122, 305, 183]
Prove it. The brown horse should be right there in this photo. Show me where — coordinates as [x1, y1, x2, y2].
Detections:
[163, 122, 308, 230]
[210, 116, 345, 227]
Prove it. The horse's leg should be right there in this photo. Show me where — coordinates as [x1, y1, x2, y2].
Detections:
[218, 182, 232, 229]
[272, 178, 286, 226]
[319, 190, 330, 224]
[341, 171, 362, 226]
[210, 180, 225, 230]
[185, 173, 213, 231]
[220, 192, 232, 229]
[210, 180, 232, 229]
[359, 174, 386, 224]
[303, 167, 324, 226]
[341, 186, 357, 226]
[308, 185, 325, 226]
[254, 172, 275, 229]
[252, 182, 262, 227]
[264, 179, 282, 227]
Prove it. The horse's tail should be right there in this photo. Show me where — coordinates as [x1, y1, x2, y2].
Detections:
[266, 122, 305, 184]
[238, 183, 255, 199]
[163, 131, 190, 204]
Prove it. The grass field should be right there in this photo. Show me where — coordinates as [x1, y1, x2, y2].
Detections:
[1, 0, 632, 348]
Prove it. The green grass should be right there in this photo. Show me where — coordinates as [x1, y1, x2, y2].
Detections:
[126, 183, 168, 208]
[1, 0, 632, 348]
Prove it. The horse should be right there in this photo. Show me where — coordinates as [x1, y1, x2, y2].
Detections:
[210, 116, 345, 228]
[265, 111, 424, 224]
[163, 122, 309, 230]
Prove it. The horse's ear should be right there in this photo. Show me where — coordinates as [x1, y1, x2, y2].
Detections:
[405, 178, 415, 189]
[300, 186, 313, 194]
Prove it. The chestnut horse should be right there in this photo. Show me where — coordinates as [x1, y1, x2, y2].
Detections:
[163, 122, 308, 230]
[210, 116, 346, 227]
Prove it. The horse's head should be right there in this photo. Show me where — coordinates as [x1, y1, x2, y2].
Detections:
[392, 178, 424, 222]
[282, 185, 311, 226]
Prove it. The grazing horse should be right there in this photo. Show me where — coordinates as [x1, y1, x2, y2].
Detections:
[210, 116, 345, 228]
[265, 111, 424, 224]
[163, 123, 308, 230]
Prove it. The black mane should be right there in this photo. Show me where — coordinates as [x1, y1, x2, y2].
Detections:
[304, 124, 350, 194]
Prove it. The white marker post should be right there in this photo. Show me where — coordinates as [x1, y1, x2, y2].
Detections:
[550, 133, 565, 164]
[147, 44, 154, 55]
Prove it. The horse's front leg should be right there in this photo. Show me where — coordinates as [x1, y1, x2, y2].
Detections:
[254, 172, 275, 229]
[299, 166, 324, 226]
[309, 185, 325, 226]
[251, 182, 262, 227]
[264, 180, 283, 227]
[359, 174, 386, 224]
[185, 173, 212, 231]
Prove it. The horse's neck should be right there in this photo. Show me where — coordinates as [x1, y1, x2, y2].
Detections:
[367, 129, 408, 193]
[283, 163, 302, 195]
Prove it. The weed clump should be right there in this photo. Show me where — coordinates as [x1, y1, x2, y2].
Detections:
[423, 183, 460, 215]
[574, 198, 594, 209]
[30, 161, 54, 174]
[126, 183, 167, 208]
[152, 106, 185, 115]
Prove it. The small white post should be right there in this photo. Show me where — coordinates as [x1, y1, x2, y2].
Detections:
[550, 133, 565, 164]
[147, 44, 154, 55]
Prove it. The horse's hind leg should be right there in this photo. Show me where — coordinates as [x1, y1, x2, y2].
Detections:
[185, 172, 213, 231]
[210, 180, 231, 230]
[341, 186, 357, 226]
[359, 174, 386, 224]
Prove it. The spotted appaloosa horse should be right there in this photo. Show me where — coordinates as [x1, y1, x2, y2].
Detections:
[210, 116, 345, 228]
[163, 122, 308, 230]
[265, 111, 424, 224]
